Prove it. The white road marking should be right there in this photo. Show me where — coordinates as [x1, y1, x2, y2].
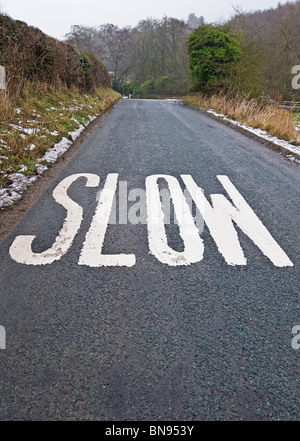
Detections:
[79, 173, 136, 267]
[9, 173, 293, 268]
[0, 326, 6, 350]
[146, 175, 204, 266]
[292, 325, 300, 350]
[9, 173, 100, 265]
[181, 174, 293, 267]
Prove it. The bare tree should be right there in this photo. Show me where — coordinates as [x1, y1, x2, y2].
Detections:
[131, 17, 190, 93]
[65, 16, 193, 94]
[98, 24, 135, 83]
[228, 1, 300, 99]
[273, 3, 300, 98]
[65, 25, 105, 59]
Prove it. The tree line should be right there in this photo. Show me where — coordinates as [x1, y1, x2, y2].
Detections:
[65, 3, 300, 100]
[65, 14, 204, 96]
[228, 1, 300, 100]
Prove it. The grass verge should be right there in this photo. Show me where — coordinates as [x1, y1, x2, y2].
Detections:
[183, 93, 300, 146]
[0, 84, 120, 190]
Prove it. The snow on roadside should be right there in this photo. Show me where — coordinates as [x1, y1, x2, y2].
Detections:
[205, 108, 300, 161]
[40, 137, 72, 164]
[0, 115, 97, 210]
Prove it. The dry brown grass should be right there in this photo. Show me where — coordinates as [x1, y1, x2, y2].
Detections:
[0, 90, 16, 122]
[184, 93, 299, 144]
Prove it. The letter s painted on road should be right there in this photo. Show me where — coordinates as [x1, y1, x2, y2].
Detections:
[9, 174, 100, 265]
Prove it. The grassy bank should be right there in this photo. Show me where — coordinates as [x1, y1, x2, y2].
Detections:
[0, 85, 120, 187]
[0, 85, 120, 208]
[183, 94, 300, 146]
[0, 12, 119, 209]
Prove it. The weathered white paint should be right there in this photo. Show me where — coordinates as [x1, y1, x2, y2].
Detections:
[0, 326, 6, 350]
[0, 65, 6, 90]
[146, 175, 204, 266]
[181, 174, 293, 267]
[9, 173, 100, 265]
[9, 173, 293, 268]
[291, 325, 300, 350]
[79, 173, 136, 267]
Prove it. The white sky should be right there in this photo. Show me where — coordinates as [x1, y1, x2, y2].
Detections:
[1, 0, 297, 40]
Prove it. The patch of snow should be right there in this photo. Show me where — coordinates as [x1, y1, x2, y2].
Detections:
[71, 116, 81, 125]
[18, 165, 27, 173]
[36, 164, 48, 175]
[9, 124, 39, 136]
[41, 137, 72, 164]
[22, 127, 39, 135]
[0, 188, 22, 208]
[0, 173, 38, 209]
[7, 173, 37, 192]
[10, 124, 23, 131]
[70, 125, 85, 141]
[286, 154, 300, 164]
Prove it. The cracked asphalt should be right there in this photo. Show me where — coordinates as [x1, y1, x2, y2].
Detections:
[0, 99, 299, 421]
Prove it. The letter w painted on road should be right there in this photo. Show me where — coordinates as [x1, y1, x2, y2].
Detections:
[181, 175, 293, 267]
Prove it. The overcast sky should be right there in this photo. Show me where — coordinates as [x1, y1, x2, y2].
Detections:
[0, 0, 297, 40]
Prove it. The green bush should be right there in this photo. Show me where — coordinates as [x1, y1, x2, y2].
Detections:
[139, 78, 155, 95]
[187, 25, 241, 93]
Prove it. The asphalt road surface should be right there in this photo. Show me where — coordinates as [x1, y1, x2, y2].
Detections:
[0, 99, 299, 421]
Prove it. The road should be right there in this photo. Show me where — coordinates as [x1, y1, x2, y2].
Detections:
[0, 99, 299, 421]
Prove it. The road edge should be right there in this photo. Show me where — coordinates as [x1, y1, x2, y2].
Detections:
[181, 101, 300, 162]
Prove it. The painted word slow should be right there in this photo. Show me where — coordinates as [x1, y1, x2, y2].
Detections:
[9, 173, 293, 267]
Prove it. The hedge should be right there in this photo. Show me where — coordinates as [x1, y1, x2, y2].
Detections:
[0, 13, 111, 93]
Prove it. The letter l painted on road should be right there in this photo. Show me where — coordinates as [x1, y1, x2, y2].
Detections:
[79, 173, 136, 267]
